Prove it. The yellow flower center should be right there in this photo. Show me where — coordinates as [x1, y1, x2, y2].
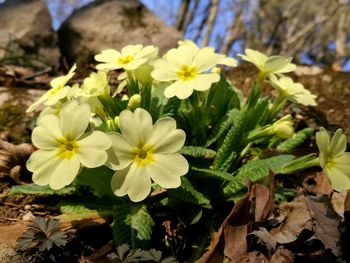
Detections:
[177, 65, 197, 81]
[48, 85, 62, 96]
[56, 137, 79, 160]
[132, 143, 154, 167]
[326, 158, 336, 170]
[118, 55, 134, 65]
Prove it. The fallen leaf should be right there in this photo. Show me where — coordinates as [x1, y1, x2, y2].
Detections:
[303, 172, 333, 196]
[331, 190, 347, 219]
[271, 195, 312, 244]
[248, 227, 277, 257]
[0, 140, 34, 184]
[269, 249, 293, 263]
[305, 195, 342, 257]
[197, 183, 252, 263]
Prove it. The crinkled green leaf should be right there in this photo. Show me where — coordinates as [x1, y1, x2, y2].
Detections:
[9, 184, 76, 196]
[205, 109, 239, 147]
[213, 110, 245, 170]
[76, 166, 115, 198]
[191, 167, 232, 181]
[223, 155, 295, 199]
[169, 177, 212, 209]
[112, 204, 154, 249]
[277, 127, 314, 153]
[179, 146, 216, 159]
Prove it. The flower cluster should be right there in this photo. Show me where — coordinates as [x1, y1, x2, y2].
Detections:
[239, 49, 317, 106]
[26, 40, 349, 206]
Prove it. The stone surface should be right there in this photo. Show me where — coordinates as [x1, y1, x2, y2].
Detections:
[58, 0, 183, 65]
[0, 0, 60, 67]
[227, 64, 350, 136]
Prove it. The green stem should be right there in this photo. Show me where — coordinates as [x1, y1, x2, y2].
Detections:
[127, 71, 139, 96]
[280, 155, 319, 174]
[259, 93, 287, 125]
[140, 83, 152, 111]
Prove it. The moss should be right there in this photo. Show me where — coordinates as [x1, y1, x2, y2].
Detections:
[0, 101, 33, 143]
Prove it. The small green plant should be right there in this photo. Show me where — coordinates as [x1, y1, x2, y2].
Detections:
[16, 217, 67, 252]
[11, 40, 350, 261]
[114, 244, 176, 263]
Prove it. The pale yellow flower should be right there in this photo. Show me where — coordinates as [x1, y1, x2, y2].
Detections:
[151, 44, 236, 99]
[27, 64, 77, 112]
[95, 45, 158, 71]
[178, 39, 238, 67]
[80, 70, 110, 97]
[238, 49, 296, 79]
[27, 101, 111, 189]
[269, 75, 317, 106]
[106, 108, 189, 202]
[267, 115, 294, 139]
[316, 127, 350, 191]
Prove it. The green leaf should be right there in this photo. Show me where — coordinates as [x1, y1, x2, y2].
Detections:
[191, 167, 233, 181]
[76, 166, 115, 198]
[205, 109, 239, 147]
[9, 184, 76, 196]
[179, 146, 216, 159]
[59, 201, 113, 218]
[213, 110, 245, 170]
[277, 127, 314, 153]
[223, 155, 295, 199]
[169, 177, 212, 209]
[245, 96, 269, 131]
[112, 204, 154, 249]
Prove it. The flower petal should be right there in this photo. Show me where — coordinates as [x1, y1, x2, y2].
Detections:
[32, 114, 62, 149]
[76, 131, 111, 168]
[148, 117, 186, 154]
[126, 164, 152, 202]
[27, 150, 59, 186]
[329, 129, 347, 158]
[60, 101, 91, 139]
[189, 73, 220, 91]
[119, 108, 153, 145]
[105, 132, 134, 170]
[95, 49, 121, 63]
[148, 153, 188, 188]
[123, 58, 148, 70]
[316, 127, 330, 154]
[48, 156, 81, 190]
[44, 87, 70, 106]
[194, 47, 223, 72]
[111, 163, 151, 202]
[325, 166, 350, 192]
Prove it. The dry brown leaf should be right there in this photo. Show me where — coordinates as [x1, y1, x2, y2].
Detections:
[271, 195, 312, 244]
[237, 251, 268, 263]
[305, 195, 342, 257]
[197, 183, 252, 263]
[251, 180, 274, 222]
[303, 172, 333, 196]
[249, 228, 277, 256]
[344, 189, 350, 212]
[0, 140, 34, 184]
[331, 190, 347, 218]
[269, 249, 293, 263]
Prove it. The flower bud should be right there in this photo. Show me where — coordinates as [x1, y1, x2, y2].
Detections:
[268, 115, 294, 139]
[127, 94, 141, 110]
[134, 63, 154, 85]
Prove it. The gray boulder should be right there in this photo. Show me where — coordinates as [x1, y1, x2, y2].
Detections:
[0, 0, 59, 67]
[58, 0, 183, 65]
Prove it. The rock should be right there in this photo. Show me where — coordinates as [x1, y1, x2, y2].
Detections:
[0, 0, 59, 68]
[227, 64, 350, 136]
[58, 0, 183, 65]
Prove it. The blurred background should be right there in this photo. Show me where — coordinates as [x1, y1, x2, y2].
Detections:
[1, 0, 349, 70]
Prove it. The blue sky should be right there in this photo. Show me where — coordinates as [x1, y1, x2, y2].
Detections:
[1, 0, 349, 70]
